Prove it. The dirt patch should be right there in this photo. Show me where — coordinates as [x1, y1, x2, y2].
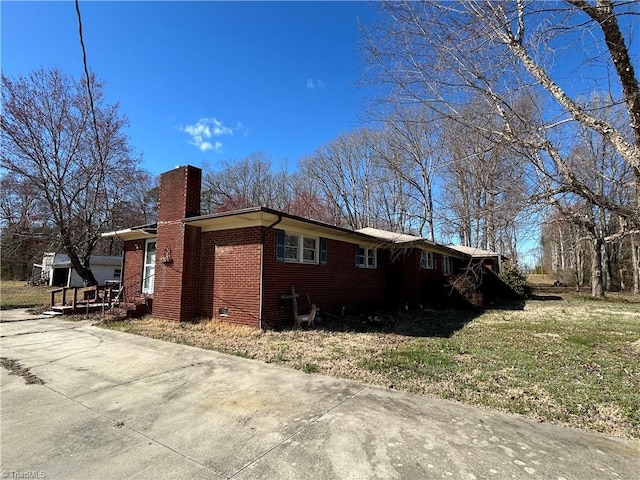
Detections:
[0, 357, 45, 385]
[533, 332, 561, 340]
[628, 339, 640, 354]
[592, 309, 640, 317]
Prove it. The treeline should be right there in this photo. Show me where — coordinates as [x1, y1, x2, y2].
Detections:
[542, 214, 639, 295]
[200, 105, 531, 265]
[0, 168, 157, 281]
[538, 97, 638, 295]
[4, 1, 639, 297]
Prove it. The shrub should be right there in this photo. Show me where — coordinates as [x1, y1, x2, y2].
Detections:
[499, 262, 532, 298]
[448, 271, 485, 309]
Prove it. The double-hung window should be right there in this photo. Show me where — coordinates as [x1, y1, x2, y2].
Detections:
[284, 233, 300, 262]
[420, 250, 435, 270]
[442, 255, 453, 276]
[302, 237, 317, 262]
[277, 230, 325, 264]
[356, 245, 377, 269]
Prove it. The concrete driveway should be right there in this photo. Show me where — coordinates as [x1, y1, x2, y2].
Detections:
[1, 315, 638, 480]
[0, 308, 50, 322]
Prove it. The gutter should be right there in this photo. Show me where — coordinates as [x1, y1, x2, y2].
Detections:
[259, 213, 283, 330]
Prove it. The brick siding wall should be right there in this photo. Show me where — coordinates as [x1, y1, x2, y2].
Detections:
[200, 227, 262, 328]
[157, 166, 201, 222]
[124, 226, 458, 326]
[261, 229, 388, 329]
[119, 165, 466, 326]
[153, 166, 203, 322]
[122, 239, 145, 302]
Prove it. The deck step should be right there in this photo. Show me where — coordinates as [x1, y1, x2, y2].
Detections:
[51, 306, 74, 314]
[42, 310, 63, 316]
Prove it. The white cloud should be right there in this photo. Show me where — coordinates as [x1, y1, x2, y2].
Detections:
[199, 141, 213, 151]
[306, 78, 325, 90]
[210, 118, 233, 136]
[236, 122, 249, 138]
[181, 117, 235, 152]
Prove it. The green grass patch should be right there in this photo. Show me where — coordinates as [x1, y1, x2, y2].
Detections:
[361, 347, 454, 380]
[301, 363, 320, 374]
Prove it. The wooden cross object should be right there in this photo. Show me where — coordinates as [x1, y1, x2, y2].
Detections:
[280, 285, 300, 317]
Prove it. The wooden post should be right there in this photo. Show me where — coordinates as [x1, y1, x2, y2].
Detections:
[280, 286, 300, 323]
[291, 286, 298, 317]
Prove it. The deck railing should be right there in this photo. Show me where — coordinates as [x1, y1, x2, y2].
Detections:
[50, 283, 121, 314]
[49, 272, 154, 316]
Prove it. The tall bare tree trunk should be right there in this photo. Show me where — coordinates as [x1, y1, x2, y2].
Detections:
[559, 227, 566, 271]
[632, 234, 640, 295]
[603, 243, 612, 291]
[591, 237, 605, 298]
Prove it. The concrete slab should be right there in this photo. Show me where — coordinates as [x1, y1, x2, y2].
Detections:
[1, 371, 220, 479]
[0, 308, 50, 322]
[234, 387, 639, 479]
[73, 356, 363, 477]
[1, 318, 638, 480]
[2, 322, 213, 397]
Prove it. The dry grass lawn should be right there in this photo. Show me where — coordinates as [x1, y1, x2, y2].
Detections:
[1, 280, 52, 310]
[101, 291, 640, 439]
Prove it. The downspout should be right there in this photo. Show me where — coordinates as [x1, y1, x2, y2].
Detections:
[260, 213, 283, 330]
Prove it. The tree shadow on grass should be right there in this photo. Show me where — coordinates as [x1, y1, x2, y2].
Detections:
[314, 304, 506, 339]
[529, 294, 564, 301]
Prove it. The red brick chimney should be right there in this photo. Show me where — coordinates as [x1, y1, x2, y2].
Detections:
[153, 165, 202, 321]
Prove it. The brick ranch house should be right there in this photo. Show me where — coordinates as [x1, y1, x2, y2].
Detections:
[103, 165, 483, 329]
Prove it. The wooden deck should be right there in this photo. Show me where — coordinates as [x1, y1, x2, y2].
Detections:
[48, 284, 150, 318]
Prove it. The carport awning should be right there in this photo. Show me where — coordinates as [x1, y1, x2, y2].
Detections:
[102, 224, 158, 241]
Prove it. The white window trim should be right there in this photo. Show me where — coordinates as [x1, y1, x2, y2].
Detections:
[142, 239, 156, 294]
[442, 255, 453, 276]
[284, 232, 319, 264]
[356, 245, 377, 269]
[420, 250, 435, 270]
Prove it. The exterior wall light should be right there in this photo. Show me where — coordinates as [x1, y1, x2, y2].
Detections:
[161, 246, 173, 265]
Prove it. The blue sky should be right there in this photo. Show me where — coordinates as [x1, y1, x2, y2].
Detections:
[2, 1, 380, 175]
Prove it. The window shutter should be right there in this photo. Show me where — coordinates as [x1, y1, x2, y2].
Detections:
[276, 229, 285, 261]
[320, 238, 327, 264]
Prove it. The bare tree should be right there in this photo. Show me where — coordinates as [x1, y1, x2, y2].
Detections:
[0, 172, 54, 279]
[299, 129, 385, 230]
[299, 128, 417, 232]
[541, 210, 590, 288]
[632, 234, 640, 294]
[539, 95, 634, 295]
[202, 152, 292, 214]
[379, 106, 442, 240]
[436, 99, 531, 261]
[1, 68, 144, 286]
[365, 0, 639, 294]
[287, 172, 346, 225]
